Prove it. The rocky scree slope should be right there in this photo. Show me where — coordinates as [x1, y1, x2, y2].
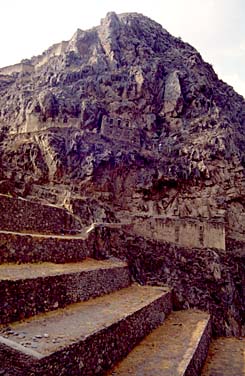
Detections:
[0, 12, 244, 335]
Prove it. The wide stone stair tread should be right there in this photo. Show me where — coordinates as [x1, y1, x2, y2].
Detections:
[201, 337, 245, 376]
[0, 258, 127, 280]
[0, 284, 172, 375]
[0, 258, 131, 324]
[107, 310, 211, 376]
[0, 284, 169, 354]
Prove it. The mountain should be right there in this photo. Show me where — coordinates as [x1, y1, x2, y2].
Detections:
[0, 12, 244, 335]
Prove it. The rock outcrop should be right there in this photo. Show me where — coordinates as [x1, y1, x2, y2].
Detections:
[0, 12, 244, 335]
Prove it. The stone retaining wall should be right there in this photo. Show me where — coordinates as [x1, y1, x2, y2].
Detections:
[0, 63, 34, 76]
[0, 264, 130, 325]
[0, 233, 93, 264]
[93, 226, 245, 337]
[0, 196, 81, 234]
[132, 217, 226, 250]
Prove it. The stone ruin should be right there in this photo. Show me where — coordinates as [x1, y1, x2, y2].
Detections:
[0, 11, 244, 375]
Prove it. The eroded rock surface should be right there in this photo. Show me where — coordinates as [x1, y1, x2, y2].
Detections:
[0, 12, 244, 335]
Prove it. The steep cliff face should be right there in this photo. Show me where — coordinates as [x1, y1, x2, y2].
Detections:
[0, 12, 244, 334]
[0, 12, 244, 235]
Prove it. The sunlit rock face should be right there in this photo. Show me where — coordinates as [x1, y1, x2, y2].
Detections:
[0, 10, 244, 236]
[0, 12, 244, 335]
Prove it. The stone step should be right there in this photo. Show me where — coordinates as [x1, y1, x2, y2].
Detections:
[0, 195, 82, 234]
[0, 258, 131, 324]
[0, 232, 93, 264]
[0, 284, 172, 376]
[201, 337, 245, 376]
[107, 309, 211, 376]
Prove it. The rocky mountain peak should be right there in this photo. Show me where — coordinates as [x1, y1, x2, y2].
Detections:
[0, 12, 244, 243]
[0, 12, 244, 340]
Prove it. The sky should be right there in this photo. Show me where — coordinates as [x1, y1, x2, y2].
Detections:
[1, 0, 245, 97]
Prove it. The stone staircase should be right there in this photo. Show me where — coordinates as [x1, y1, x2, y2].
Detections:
[202, 337, 245, 376]
[0, 259, 131, 325]
[0, 232, 213, 376]
[108, 310, 211, 376]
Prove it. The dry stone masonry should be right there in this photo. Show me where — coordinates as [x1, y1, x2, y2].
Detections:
[0, 11, 244, 374]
